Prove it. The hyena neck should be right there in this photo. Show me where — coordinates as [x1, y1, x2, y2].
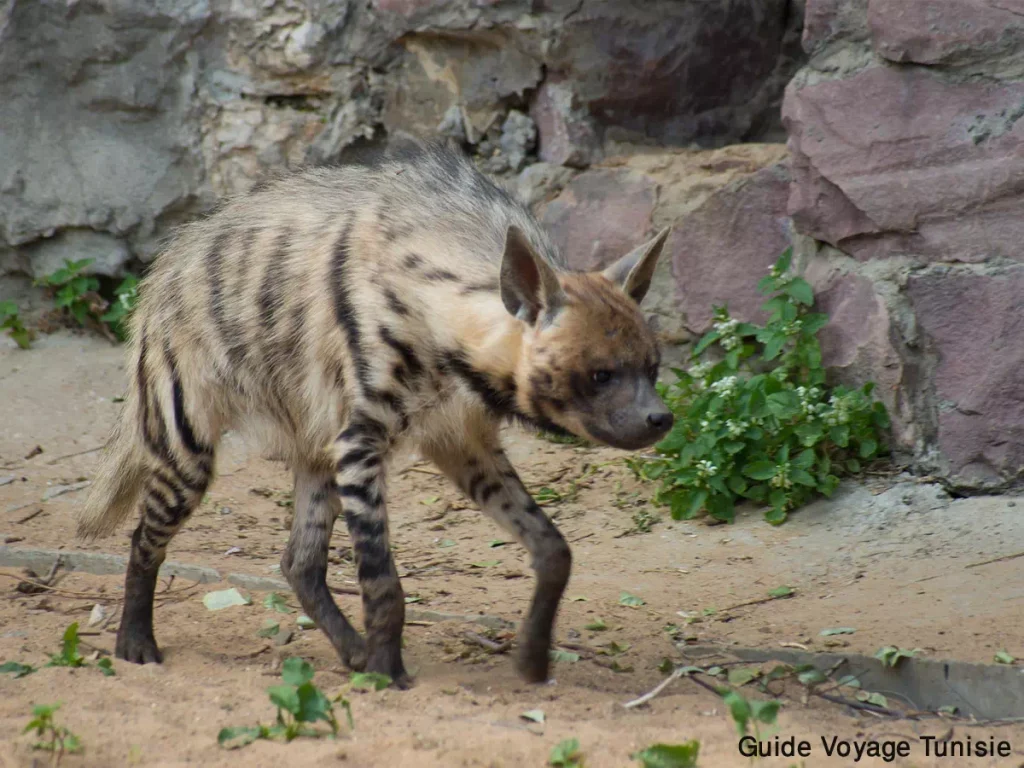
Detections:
[444, 305, 571, 437]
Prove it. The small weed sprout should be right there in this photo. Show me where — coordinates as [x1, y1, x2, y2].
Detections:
[23, 703, 82, 765]
[34, 259, 140, 341]
[1, 300, 33, 349]
[44, 622, 116, 676]
[635, 248, 890, 525]
[218, 657, 349, 750]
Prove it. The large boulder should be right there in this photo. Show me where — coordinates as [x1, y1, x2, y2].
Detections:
[907, 266, 1024, 488]
[784, 66, 1024, 263]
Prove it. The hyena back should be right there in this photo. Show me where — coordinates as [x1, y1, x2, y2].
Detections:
[76, 138, 674, 687]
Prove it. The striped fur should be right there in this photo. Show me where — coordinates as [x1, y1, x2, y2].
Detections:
[76, 138, 673, 687]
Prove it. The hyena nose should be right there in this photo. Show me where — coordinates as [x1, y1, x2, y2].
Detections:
[647, 411, 674, 432]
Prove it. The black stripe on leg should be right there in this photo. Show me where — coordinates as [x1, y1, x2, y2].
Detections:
[259, 228, 290, 331]
[467, 471, 487, 501]
[337, 483, 382, 509]
[165, 341, 212, 457]
[479, 482, 502, 504]
[337, 447, 374, 469]
[343, 511, 385, 540]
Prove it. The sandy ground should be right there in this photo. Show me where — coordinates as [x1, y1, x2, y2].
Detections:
[2, 331, 1024, 768]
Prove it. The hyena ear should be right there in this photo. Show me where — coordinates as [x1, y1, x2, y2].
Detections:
[500, 226, 564, 325]
[601, 227, 672, 305]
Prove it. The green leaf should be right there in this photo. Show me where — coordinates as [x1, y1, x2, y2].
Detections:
[550, 649, 580, 663]
[764, 507, 787, 525]
[489, 539, 510, 548]
[797, 666, 827, 686]
[218, 726, 263, 750]
[762, 334, 786, 361]
[705, 493, 735, 523]
[693, 330, 721, 356]
[801, 313, 830, 334]
[791, 469, 816, 487]
[0, 661, 35, 678]
[769, 489, 787, 511]
[268, 685, 301, 716]
[96, 657, 115, 677]
[295, 681, 337, 730]
[767, 390, 800, 415]
[584, 619, 607, 631]
[549, 737, 583, 767]
[258, 621, 281, 638]
[722, 691, 751, 735]
[726, 474, 747, 495]
[793, 448, 816, 469]
[743, 461, 776, 481]
[776, 247, 793, 273]
[263, 592, 294, 613]
[859, 438, 878, 458]
[672, 489, 707, 521]
[727, 667, 759, 687]
[203, 588, 252, 611]
[47, 623, 85, 667]
[751, 699, 781, 724]
[520, 709, 545, 724]
[768, 586, 794, 598]
[470, 560, 501, 568]
[633, 741, 701, 768]
[296, 615, 316, 630]
[829, 425, 850, 447]
[619, 592, 645, 608]
[846, 458, 862, 473]
[281, 657, 315, 686]
[785, 277, 815, 306]
[874, 646, 919, 668]
[820, 627, 857, 636]
[350, 672, 392, 691]
[995, 650, 1016, 665]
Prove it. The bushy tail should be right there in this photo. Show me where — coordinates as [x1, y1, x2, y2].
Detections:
[76, 396, 147, 540]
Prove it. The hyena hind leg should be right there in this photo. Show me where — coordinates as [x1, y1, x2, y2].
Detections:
[118, 461, 213, 664]
[281, 467, 368, 672]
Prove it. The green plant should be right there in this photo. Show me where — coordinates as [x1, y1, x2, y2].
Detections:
[24, 703, 82, 764]
[217, 657, 350, 749]
[633, 741, 700, 768]
[549, 738, 583, 767]
[874, 646, 921, 668]
[1, 300, 32, 349]
[636, 248, 889, 525]
[723, 689, 780, 742]
[35, 258, 100, 326]
[44, 622, 115, 676]
[100, 273, 139, 341]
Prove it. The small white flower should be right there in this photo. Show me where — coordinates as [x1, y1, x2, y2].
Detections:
[710, 376, 738, 396]
[696, 459, 718, 478]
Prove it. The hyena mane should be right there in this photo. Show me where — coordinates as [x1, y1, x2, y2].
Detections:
[77, 136, 673, 687]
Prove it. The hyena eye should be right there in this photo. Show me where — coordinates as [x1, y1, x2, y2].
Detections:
[591, 370, 613, 385]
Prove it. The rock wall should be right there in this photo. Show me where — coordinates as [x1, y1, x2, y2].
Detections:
[786, 0, 1024, 489]
[0, 0, 803, 278]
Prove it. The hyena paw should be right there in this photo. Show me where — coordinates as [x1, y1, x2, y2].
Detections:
[115, 626, 163, 665]
[515, 645, 551, 684]
[341, 633, 369, 672]
[366, 646, 413, 689]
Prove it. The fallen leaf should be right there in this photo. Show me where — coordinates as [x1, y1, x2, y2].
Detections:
[202, 588, 252, 611]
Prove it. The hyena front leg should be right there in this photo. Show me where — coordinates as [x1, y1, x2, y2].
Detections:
[333, 416, 410, 688]
[425, 440, 572, 683]
[281, 467, 368, 672]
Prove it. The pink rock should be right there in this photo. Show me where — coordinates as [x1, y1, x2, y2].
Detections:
[807, 267, 911, 447]
[529, 79, 600, 168]
[667, 163, 792, 333]
[539, 168, 657, 272]
[803, 0, 869, 52]
[868, 0, 1024, 65]
[907, 267, 1024, 487]
[784, 65, 1024, 262]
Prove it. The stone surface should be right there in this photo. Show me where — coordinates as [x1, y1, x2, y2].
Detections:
[868, 0, 1024, 66]
[667, 163, 793, 333]
[0, 0, 803, 277]
[784, 66, 1024, 263]
[802, 0, 869, 53]
[538, 168, 658, 272]
[547, 0, 796, 146]
[907, 267, 1024, 488]
[530, 79, 601, 168]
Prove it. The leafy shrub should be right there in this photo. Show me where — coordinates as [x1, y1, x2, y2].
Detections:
[635, 248, 889, 525]
[32, 258, 139, 342]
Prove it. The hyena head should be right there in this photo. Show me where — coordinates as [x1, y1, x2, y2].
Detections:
[501, 226, 675, 451]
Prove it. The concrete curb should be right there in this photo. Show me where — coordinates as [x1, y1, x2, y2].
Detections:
[0, 545, 512, 630]
[686, 644, 1024, 721]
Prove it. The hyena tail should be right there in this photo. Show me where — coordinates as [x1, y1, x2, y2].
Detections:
[76, 396, 147, 540]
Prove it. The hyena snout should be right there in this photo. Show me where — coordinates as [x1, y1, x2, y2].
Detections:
[585, 378, 674, 450]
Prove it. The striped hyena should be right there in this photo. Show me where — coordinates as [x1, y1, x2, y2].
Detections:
[76, 138, 674, 688]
